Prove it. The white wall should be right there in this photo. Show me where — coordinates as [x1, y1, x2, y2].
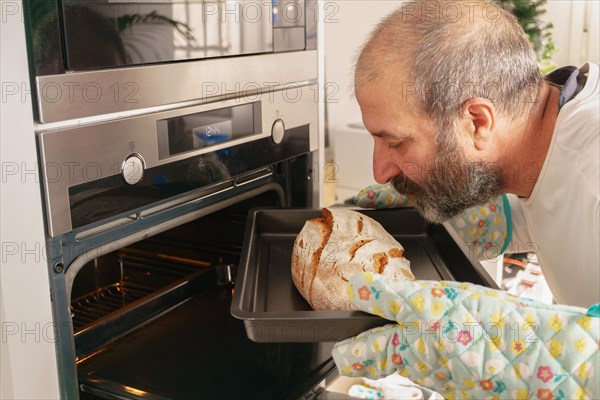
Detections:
[324, 1, 401, 131]
[323, 1, 402, 201]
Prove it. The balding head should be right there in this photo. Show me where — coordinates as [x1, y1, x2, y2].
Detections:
[355, 0, 542, 124]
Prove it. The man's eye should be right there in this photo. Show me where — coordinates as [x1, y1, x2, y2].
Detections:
[388, 142, 403, 149]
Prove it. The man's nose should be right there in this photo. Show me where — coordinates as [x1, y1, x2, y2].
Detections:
[372, 141, 402, 184]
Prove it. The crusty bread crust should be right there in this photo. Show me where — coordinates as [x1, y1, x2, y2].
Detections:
[291, 208, 414, 311]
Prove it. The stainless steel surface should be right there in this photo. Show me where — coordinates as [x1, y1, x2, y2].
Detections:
[35, 51, 317, 123]
[274, 0, 305, 28]
[39, 86, 316, 236]
[274, 0, 309, 51]
[274, 27, 306, 52]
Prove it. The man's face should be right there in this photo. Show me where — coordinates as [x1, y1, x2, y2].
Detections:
[356, 80, 503, 223]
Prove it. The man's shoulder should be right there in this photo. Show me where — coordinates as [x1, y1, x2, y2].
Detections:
[554, 68, 599, 145]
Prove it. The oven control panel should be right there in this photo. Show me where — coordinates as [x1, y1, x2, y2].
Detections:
[38, 85, 317, 237]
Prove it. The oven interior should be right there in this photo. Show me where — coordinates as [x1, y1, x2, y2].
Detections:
[69, 179, 334, 399]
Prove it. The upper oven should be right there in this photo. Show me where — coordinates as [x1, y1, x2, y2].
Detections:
[24, 0, 317, 123]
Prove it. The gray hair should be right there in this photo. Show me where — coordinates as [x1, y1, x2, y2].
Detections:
[355, 0, 543, 126]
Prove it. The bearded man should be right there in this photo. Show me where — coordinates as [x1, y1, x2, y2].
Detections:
[354, 0, 599, 307]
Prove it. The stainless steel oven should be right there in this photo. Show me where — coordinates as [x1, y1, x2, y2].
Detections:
[21, 1, 327, 398]
[37, 88, 329, 398]
[24, 0, 317, 123]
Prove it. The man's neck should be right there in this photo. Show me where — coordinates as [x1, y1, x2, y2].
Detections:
[501, 82, 561, 198]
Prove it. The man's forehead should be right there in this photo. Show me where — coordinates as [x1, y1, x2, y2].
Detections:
[357, 86, 437, 139]
[356, 71, 421, 109]
[356, 84, 422, 123]
[355, 80, 396, 108]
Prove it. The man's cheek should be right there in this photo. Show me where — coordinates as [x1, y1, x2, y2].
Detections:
[392, 175, 421, 196]
[403, 162, 417, 179]
[407, 158, 440, 184]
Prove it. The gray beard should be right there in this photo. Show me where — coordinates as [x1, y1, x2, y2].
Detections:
[392, 131, 503, 223]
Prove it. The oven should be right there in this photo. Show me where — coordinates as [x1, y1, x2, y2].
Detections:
[24, 0, 317, 123]
[20, 1, 329, 398]
[37, 88, 330, 398]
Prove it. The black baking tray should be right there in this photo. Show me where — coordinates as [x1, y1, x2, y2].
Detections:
[231, 207, 497, 342]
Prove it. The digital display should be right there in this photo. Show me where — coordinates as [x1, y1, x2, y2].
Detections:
[192, 119, 233, 149]
[157, 102, 260, 159]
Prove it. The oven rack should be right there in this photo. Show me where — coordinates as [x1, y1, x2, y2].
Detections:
[72, 248, 217, 358]
[71, 282, 153, 331]
[71, 249, 211, 332]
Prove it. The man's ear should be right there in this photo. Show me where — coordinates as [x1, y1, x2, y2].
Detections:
[459, 98, 495, 151]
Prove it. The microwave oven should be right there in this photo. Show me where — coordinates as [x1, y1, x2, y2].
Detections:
[24, 0, 318, 123]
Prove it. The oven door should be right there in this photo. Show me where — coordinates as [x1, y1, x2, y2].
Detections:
[30, 0, 311, 72]
[67, 181, 335, 400]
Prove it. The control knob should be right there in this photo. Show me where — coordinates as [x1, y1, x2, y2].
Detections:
[122, 154, 145, 185]
[271, 119, 285, 144]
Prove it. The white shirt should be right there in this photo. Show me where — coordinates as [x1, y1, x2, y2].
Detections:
[509, 62, 600, 307]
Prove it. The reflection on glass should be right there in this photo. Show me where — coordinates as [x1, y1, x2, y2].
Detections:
[58, 0, 276, 69]
[157, 102, 257, 159]
[33, 4, 127, 73]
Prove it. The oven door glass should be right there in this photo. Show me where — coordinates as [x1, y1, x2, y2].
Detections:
[57, 0, 275, 70]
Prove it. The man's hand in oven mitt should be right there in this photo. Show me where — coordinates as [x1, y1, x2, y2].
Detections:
[353, 183, 512, 261]
[353, 183, 415, 209]
[332, 272, 600, 400]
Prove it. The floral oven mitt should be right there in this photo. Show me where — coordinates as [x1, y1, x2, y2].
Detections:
[353, 183, 512, 261]
[333, 273, 600, 400]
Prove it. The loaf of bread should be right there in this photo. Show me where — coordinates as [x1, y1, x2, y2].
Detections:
[291, 208, 414, 311]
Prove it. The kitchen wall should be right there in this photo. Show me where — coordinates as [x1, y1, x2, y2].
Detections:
[323, 1, 399, 202]
[323, 1, 399, 131]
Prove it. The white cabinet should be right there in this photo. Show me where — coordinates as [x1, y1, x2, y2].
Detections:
[331, 123, 374, 203]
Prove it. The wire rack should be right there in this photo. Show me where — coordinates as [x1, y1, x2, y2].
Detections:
[71, 248, 211, 332]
